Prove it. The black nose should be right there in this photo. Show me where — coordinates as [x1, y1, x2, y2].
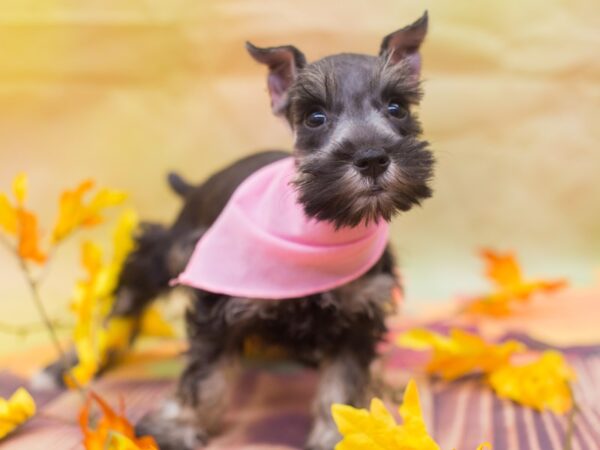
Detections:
[353, 148, 390, 178]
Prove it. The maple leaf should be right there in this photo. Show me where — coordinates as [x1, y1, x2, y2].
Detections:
[396, 328, 524, 380]
[488, 351, 575, 414]
[52, 179, 126, 243]
[0, 174, 47, 264]
[332, 380, 490, 450]
[397, 328, 575, 414]
[0, 193, 18, 234]
[79, 392, 157, 450]
[0, 388, 36, 440]
[67, 210, 174, 386]
[15, 209, 47, 264]
[465, 249, 567, 317]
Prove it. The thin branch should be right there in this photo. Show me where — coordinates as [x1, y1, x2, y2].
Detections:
[563, 385, 579, 450]
[7, 244, 87, 397]
[0, 233, 15, 255]
[0, 319, 71, 337]
[17, 256, 68, 362]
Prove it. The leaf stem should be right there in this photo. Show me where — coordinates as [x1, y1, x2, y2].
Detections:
[0, 319, 70, 337]
[563, 385, 578, 450]
[1, 234, 87, 397]
[17, 256, 69, 364]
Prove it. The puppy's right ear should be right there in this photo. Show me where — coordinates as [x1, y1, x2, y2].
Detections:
[380, 11, 428, 76]
[246, 42, 306, 116]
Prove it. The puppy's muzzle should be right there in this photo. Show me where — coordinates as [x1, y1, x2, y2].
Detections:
[353, 148, 390, 179]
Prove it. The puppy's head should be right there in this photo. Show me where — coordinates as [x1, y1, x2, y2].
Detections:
[247, 12, 434, 228]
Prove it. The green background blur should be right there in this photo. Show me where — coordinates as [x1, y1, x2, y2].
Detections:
[0, 0, 598, 355]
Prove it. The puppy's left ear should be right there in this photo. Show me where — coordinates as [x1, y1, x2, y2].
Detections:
[379, 11, 428, 75]
[246, 42, 307, 116]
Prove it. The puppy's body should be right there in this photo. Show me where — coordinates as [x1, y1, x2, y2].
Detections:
[130, 152, 397, 450]
[38, 12, 434, 450]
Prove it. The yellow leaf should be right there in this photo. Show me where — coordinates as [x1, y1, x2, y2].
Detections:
[109, 432, 158, 450]
[82, 241, 104, 276]
[488, 351, 575, 414]
[52, 180, 126, 243]
[80, 392, 158, 450]
[396, 328, 524, 380]
[88, 189, 128, 215]
[12, 173, 27, 206]
[67, 351, 99, 388]
[398, 380, 426, 431]
[69, 210, 174, 386]
[139, 307, 175, 338]
[112, 210, 138, 266]
[395, 380, 440, 450]
[0, 387, 36, 440]
[332, 380, 491, 450]
[332, 379, 440, 450]
[102, 318, 136, 351]
[0, 194, 17, 235]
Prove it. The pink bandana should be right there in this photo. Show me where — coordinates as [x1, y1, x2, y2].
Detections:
[176, 157, 389, 299]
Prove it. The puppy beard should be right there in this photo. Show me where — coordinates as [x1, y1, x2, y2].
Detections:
[292, 139, 434, 229]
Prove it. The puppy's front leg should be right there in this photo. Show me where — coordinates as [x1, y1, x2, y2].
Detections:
[306, 349, 371, 450]
[136, 354, 232, 450]
[136, 299, 234, 450]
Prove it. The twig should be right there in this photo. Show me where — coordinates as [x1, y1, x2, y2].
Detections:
[16, 256, 69, 364]
[563, 385, 579, 450]
[0, 233, 14, 255]
[2, 235, 88, 397]
[34, 245, 57, 285]
[0, 319, 71, 337]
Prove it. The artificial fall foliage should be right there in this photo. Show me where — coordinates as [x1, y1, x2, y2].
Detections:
[0, 174, 126, 264]
[52, 179, 127, 243]
[464, 249, 567, 316]
[396, 328, 524, 381]
[67, 210, 174, 386]
[488, 351, 576, 414]
[397, 328, 576, 414]
[331, 379, 491, 450]
[0, 388, 36, 440]
[0, 174, 47, 263]
[79, 392, 157, 450]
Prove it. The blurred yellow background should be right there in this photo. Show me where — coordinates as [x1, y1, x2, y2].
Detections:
[0, 0, 598, 354]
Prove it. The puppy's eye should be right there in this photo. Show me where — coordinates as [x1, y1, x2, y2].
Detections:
[305, 110, 327, 128]
[387, 101, 407, 119]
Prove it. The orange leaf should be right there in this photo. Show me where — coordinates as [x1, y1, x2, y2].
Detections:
[51, 180, 95, 242]
[52, 180, 126, 243]
[16, 209, 46, 264]
[481, 250, 522, 290]
[79, 392, 158, 450]
[465, 249, 567, 317]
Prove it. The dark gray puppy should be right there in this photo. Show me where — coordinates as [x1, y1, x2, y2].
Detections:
[37, 12, 434, 450]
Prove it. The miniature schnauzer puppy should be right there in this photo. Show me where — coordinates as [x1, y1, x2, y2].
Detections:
[38, 12, 434, 450]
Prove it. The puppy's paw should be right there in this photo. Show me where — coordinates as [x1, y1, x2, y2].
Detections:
[30, 365, 67, 391]
[136, 410, 208, 450]
[29, 369, 65, 392]
[30, 348, 80, 391]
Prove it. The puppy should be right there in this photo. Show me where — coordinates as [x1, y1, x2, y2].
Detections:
[39, 12, 434, 450]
